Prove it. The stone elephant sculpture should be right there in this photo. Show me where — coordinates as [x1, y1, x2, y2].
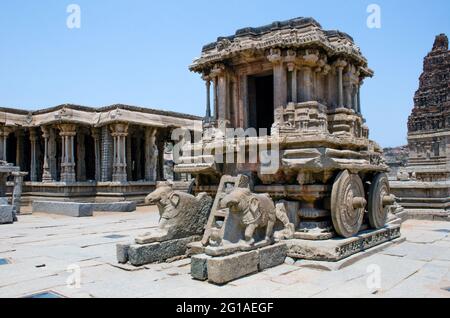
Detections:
[220, 188, 294, 245]
[136, 182, 212, 244]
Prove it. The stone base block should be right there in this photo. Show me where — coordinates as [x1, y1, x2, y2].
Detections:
[286, 224, 401, 262]
[0, 205, 14, 224]
[92, 201, 137, 212]
[32, 201, 93, 217]
[258, 243, 288, 271]
[192, 242, 287, 284]
[117, 235, 201, 267]
[207, 251, 259, 285]
[191, 254, 212, 281]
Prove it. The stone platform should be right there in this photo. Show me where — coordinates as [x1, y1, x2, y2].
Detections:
[391, 181, 449, 219]
[0, 209, 448, 298]
[286, 224, 401, 262]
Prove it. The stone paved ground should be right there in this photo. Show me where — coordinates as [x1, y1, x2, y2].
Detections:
[0, 206, 449, 298]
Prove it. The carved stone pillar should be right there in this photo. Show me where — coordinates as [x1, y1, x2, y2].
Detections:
[126, 133, 132, 181]
[0, 127, 12, 162]
[213, 77, 218, 120]
[76, 131, 86, 181]
[145, 127, 157, 182]
[29, 128, 38, 182]
[12, 171, 27, 216]
[136, 135, 142, 180]
[344, 82, 352, 109]
[157, 138, 165, 181]
[15, 130, 24, 169]
[357, 84, 362, 114]
[203, 76, 212, 119]
[287, 63, 298, 103]
[335, 60, 347, 108]
[41, 127, 53, 182]
[110, 123, 128, 183]
[301, 66, 313, 102]
[211, 64, 227, 122]
[92, 128, 101, 182]
[268, 49, 287, 122]
[101, 126, 113, 182]
[58, 124, 77, 183]
[327, 70, 335, 108]
[352, 85, 359, 112]
[48, 128, 57, 180]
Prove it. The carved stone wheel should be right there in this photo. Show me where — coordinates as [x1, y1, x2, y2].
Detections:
[331, 170, 367, 238]
[368, 173, 394, 229]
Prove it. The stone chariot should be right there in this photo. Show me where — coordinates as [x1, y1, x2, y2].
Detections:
[173, 17, 402, 283]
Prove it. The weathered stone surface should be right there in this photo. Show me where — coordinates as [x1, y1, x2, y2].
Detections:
[258, 243, 287, 271]
[32, 201, 93, 217]
[126, 235, 201, 267]
[116, 243, 131, 264]
[0, 205, 14, 224]
[135, 183, 212, 244]
[190, 254, 211, 281]
[286, 225, 401, 262]
[207, 251, 259, 285]
[91, 202, 136, 212]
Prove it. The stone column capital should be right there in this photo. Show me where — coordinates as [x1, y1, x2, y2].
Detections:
[145, 127, 158, 139]
[58, 123, 77, 136]
[267, 48, 283, 64]
[210, 63, 226, 77]
[298, 50, 320, 67]
[202, 74, 212, 83]
[2, 126, 13, 137]
[91, 127, 101, 140]
[287, 62, 297, 72]
[109, 123, 129, 136]
[334, 59, 348, 70]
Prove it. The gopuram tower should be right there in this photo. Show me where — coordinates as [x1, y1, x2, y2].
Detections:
[391, 34, 450, 218]
[407, 34, 450, 181]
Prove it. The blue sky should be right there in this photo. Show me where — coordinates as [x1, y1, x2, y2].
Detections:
[0, 0, 449, 147]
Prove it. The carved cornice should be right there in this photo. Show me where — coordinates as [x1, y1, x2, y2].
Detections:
[190, 17, 371, 75]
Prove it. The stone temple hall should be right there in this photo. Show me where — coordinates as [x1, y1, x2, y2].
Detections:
[0, 104, 201, 204]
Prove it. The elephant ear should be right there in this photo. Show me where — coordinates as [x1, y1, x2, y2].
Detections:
[169, 193, 180, 208]
[249, 197, 260, 215]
